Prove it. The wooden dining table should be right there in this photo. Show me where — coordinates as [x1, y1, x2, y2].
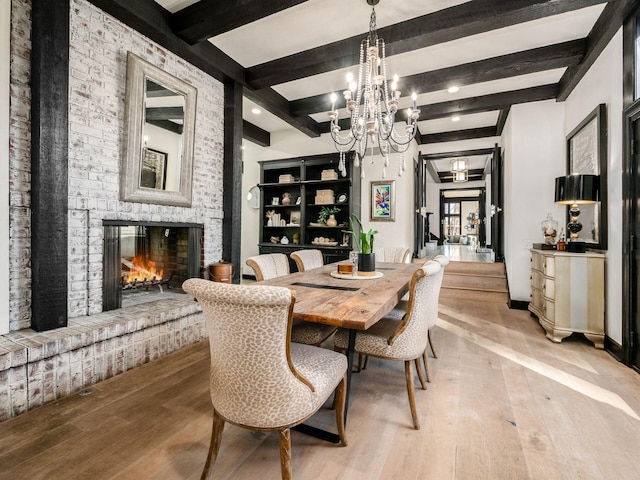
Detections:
[258, 260, 422, 442]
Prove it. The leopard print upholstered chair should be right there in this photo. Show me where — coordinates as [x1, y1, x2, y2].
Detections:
[246, 253, 336, 347]
[384, 254, 449, 384]
[290, 249, 324, 272]
[333, 260, 443, 430]
[183, 279, 348, 480]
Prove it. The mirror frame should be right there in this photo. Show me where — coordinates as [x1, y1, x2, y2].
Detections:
[121, 52, 197, 207]
[565, 103, 608, 250]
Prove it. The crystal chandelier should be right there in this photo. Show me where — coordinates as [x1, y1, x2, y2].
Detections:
[328, 0, 419, 179]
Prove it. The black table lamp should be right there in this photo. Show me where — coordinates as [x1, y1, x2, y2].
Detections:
[554, 174, 599, 252]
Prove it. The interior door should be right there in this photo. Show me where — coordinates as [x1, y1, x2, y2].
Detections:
[490, 143, 504, 262]
[630, 116, 640, 369]
[478, 189, 486, 246]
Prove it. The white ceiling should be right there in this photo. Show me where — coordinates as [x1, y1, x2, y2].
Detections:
[153, 0, 609, 181]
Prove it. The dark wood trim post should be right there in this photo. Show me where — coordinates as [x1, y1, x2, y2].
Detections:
[223, 81, 243, 283]
[31, 0, 70, 330]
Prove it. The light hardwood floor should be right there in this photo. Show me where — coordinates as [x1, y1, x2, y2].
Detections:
[2, 297, 640, 479]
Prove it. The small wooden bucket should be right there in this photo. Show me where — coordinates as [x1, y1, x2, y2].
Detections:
[209, 260, 233, 283]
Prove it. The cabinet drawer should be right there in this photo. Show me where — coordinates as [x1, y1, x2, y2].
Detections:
[531, 287, 543, 310]
[543, 256, 555, 277]
[543, 277, 555, 300]
[531, 270, 543, 288]
[531, 252, 543, 272]
[543, 299, 555, 321]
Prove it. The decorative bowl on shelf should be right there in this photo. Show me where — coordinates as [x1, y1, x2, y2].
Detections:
[312, 241, 338, 246]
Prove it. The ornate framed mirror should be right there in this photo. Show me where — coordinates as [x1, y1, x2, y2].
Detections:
[121, 52, 197, 207]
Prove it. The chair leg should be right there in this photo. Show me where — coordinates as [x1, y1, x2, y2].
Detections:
[200, 409, 225, 480]
[278, 429, 293, 480]
[414, 358, 427, 390]
[334, 374, 348, 446]
[428, 329, 438, 358]
[362, 355, 369, 370]
[422, 349, 431, 383]
[404, 361, 420, 430]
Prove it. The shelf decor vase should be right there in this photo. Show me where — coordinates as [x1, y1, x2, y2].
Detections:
[357, 252, 375, 276]
[326, 214, 338, 227]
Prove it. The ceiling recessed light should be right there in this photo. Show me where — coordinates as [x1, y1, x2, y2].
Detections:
[448, 86, 459, 93]
[251, 107, 261, 115]
[451, 116, 461, 122]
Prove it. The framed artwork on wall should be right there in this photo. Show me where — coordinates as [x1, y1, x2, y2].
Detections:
[370, 180, 395, 221]
[566, 103, 607, 250]
[140, 148, 167, 190]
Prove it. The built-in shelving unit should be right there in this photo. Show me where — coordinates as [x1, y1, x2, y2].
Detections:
[257, 154, 360, 269]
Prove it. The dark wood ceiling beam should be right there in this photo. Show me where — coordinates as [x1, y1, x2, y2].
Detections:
[291, 40, 585, 116]
[243, 86, 321, 137]
[172, 0, 310, 45]
[246, 0, 608, 89]
[558, 0, 638, 101]
[147, 119, 183, 135]
[420, 127, 498, 144]
[416, 84, 559, 121]
[421, 148, 495, 161]
[319, 84, 558, 133]
[145, 107, 184, 120]
[496, 107, 511, 135]
[85, 0, 244, 84]
[243, 120, 271, 147]
[439, 168, 485, 182]
[85, 0, 318, 137]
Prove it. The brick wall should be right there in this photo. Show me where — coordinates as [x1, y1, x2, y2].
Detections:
[8, 0, 32, 333]
[7, 0, 225, 330]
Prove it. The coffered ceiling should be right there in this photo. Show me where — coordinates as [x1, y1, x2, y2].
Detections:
[142, 0, 633, 181]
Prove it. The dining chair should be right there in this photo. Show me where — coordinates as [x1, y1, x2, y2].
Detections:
[290, 249, 324, 272]
[355, 246, 412, 371]
[373, 246, 412, 264]
[245, 253, 336, 346]
[183, 279, 348, 480]
[333, 260, 443, 430]
[385, 254, 449, 383]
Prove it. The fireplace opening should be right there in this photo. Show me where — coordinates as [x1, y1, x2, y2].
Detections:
[103, 221, 203, 311]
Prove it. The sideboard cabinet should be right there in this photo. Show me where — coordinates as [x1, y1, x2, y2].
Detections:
[256, 154, 361, 270]
[528, 249, 605, 349]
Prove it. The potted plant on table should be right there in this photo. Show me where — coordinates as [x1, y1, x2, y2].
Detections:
[343, 214, 378, 275]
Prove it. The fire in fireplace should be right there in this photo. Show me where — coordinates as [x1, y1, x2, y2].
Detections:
[103, 221, 203, 311]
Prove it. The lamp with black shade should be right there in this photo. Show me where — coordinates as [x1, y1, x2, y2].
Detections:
[554, 174, 599, 253]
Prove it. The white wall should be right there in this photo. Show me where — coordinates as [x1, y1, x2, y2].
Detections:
[564, 29, 623, 343]
[502, 99, 566, 302]
[359, 144, 418, 253]
[0, 0, 9, 334]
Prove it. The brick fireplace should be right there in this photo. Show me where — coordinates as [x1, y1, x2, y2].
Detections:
[2, 0, 224, 421]
[102, 221, 203, 311]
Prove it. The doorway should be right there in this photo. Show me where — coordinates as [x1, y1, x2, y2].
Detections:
[624, 105, 640, 370]
[439, 188, 487, 260]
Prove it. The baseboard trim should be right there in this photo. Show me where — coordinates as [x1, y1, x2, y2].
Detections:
[242, 274, 256, 281]
[508, 299, 529, 310]
[605, 336, 623, 362]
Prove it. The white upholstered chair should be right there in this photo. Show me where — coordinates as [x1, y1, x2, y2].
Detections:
[374, 246, 412, 264]
[386, 254, 449, 383]
[245, 253, 290, 281]
[245, 253, 336, 346]
[356, 246, 412, 371]
[290, 249, 324, 272]
[334, 260, 443, 429]
[183, 279, 347, 480]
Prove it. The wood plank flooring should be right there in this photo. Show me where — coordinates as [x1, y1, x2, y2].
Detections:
[2, 298, 640, 479]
